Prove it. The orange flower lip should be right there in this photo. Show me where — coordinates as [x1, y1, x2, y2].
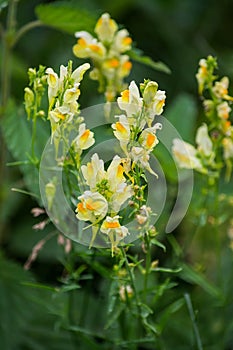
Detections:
[121, 89, 129, 102]
[78, 37, 87, 47]
[105, 221, 120, 229]
[122, 37, 132, 45]
[80, 129, 90, 141]
[85, 202, 95, 211]
[146, 133, 156, 148]
[116, 122, 127, 133]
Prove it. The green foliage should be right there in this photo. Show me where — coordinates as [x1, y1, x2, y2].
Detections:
[129, 48, 171, 74]
[1, 1, 233, 349]
[35, 2, 97, 35]
[1, 100, 49, 199]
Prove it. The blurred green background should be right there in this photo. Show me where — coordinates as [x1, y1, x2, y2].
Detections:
[1, 0, 233, 349]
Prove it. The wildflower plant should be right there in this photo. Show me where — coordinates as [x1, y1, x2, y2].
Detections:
[9, 4, 233, 347]
[172, 55, 233, 181]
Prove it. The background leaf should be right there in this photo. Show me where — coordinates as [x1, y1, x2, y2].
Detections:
[35, 2, 97, 35]
[129, 49, 171, 74]
[1, 100, 49, 199]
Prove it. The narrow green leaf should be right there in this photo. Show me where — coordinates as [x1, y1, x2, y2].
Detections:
[139, 302, 153, 319]
[151, 238, 166, 251]
[152, 267, 182, 274]
[180, 264, 223, 299]
[128, 49, 171, 74]
[184, 293, 203, 350]
[104, 303, 125, 330]
[35, 3, 97, 35]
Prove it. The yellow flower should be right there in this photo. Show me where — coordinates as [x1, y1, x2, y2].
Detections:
[117, 81, 143, 122]
[195, 123, 213, 157]
[139, 123, 162, 151]
[222, 138, 233, 160]
[130, 146, 158, 176]
[76, 191, 108, 223]
[217, 101, 231, 120]
[81, 153, 105, 191]
[117, 56, 132, 78]
[110, 182, 133, 212]
[152, 90, 166, 116]
[112, 29, 132, 53]
[49, 106, 73, 137]
[46, 67, 59, 104]
[94, 13, 118, 43]
[73, 31, 106, 58]
[112, 114, 130, 154]
[196, 58, 208, 94]
[73, 123, 95, 151]
[101, 216, 129, 254]
[63, 84, 80, 104]
[213, 77, 229, 98]
[172, 139, 203, 170]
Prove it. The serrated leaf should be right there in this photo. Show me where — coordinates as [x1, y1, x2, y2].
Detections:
[129, 49, 171, 74]
[35, 3, 97, 35]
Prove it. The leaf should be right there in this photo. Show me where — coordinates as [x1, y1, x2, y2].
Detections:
[180, 263, 223, 300]
[1, 101, 40, 197]
[152, 267, 182, 274]
[139, 302, 153, 319]
[0, 0, 8, 12]
[2, 100, 49, 200]
[35, 2, 97, 35]
[104, 303, 125, 330]
[128, 49, 171, 74]
[165, 93, 197, 142]
[151, 238, 166, 251]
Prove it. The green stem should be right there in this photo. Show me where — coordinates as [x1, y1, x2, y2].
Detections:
[11, 20, 43, 47]
[143, 233, 151, 301]
[184, 293, 203, 350]
[120, 247, 140, 349]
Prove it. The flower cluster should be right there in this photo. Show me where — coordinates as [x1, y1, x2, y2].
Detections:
[73, 13, 132, 102]
[45, 61, 90, 137]
[173, 56, 233, 180]
[74, 79, 166, 252]
[112, 80, 166, 176]
[75, 153, 133, 254]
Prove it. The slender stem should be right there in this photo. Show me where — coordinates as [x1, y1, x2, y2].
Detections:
[184, 293, 203, 350]
[11, 20, 43, 47]
[143, 233, 151, 301]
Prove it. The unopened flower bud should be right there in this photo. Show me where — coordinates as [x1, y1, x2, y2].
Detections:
[119, 285, 133, 301]
[45, 180, 56, 211]
[24, 87, 34, 109]
[143, 81, 158, 106]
